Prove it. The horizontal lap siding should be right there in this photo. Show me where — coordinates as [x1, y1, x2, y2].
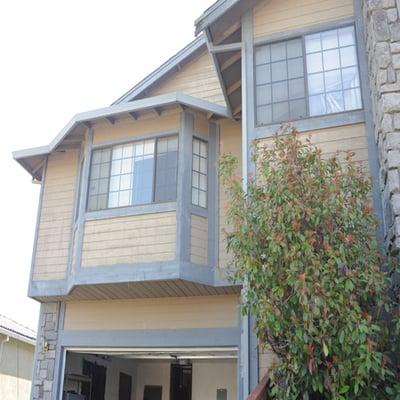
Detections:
[219, 120, 242, 269]
[33, 149, 80, 281]
[81, 211, 177, 267]
[258, 123, 369, 170]
[92, 111, 180, 145]
[253, 0, 354, 38]
[148, 51, 226, 106]
[64, 294, 240, 330]
[190, 214, 208, 265]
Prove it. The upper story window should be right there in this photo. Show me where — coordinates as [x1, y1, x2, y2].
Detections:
[255, 25, 362, 126]
[191, 137, 207, 208]
[87, 135, 178, 212]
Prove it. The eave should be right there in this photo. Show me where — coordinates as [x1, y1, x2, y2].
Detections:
[13, 92, 231, 180]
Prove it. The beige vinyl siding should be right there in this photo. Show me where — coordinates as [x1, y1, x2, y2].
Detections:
[81, 211, 177, 267]
[190, 214, 208, 265]
[253, 0, 354, 38]
[194, 112, 210, 136]
[258, 123, 369, 168]
[33, 149, 79, 281]
[63, 294, 240, 330]
[148, 51, 226, 106]
[219, 119, 242, 269]
[92, 110, 180, 145]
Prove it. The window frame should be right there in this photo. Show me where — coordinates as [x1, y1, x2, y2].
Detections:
[253, 22, 363, 128]
[191, 136, 208, 209]
[86, 134, 179, 212]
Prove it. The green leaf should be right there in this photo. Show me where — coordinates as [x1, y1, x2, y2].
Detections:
[322, 341, 329, 357]
[339, 385, 350, 394]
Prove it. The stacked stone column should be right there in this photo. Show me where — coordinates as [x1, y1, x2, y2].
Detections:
[363, 0, 400, 250]
[31, 302, 62, 400]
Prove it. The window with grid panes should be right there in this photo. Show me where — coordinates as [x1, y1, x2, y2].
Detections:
[191, 138, 207, 208]
[87, 136, 178, 211]
[255, 25, 362, 126]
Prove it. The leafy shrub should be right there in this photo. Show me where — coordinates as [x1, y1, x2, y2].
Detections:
[219, 127, 400, 399]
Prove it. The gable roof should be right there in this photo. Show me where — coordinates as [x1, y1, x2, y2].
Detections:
[195, 0, 242, 35]
[112, 35, 207, 105]
[0, 314, 36, 345]
[13, 92, 230, 179]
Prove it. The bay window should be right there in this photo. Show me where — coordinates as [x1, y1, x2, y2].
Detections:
[255, 25, 362, 126]
[87, 135, 178, 211]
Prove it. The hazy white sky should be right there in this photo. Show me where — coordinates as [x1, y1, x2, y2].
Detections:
[0, 0, 213, 330]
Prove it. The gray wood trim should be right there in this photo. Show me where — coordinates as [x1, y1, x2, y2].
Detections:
[66, 146, 84, 277]
[60, 327, 240, 348]
[354, 0, 384, 240]
[52, 302, 66, 400]
[240, 10, 253, 398]
[91, 129, 178, 150]
[75, 262, 180, 285]
[254, 110, 366, 139]
[13, 93, 231, 166]
[28, 157, 48, 296]
[73, 129, 93, 276]
[195, 0, 242, 35]
[253, 16, 355, 46]
[209, 42, 243, 53]
[208, 121, 219, 269]
[206, 28, 233, 116]
[176, 112, 194, 263]
[85, 202, 177, 221]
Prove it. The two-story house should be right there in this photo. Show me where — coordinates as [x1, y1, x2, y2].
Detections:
[13, 0, 400, 399]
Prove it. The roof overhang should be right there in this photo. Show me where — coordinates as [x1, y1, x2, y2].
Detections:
[13, 92, 231, 180]
[195, 0, 243, 36]
[0, 326, 36, 346]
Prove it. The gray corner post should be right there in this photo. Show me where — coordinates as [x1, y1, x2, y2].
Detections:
[30, 302, 64, 400]
[72, 128, 93, 275]
[240, 8, 259, 400]
[176, 111, 194, 262]
[208, 120, 219, 269]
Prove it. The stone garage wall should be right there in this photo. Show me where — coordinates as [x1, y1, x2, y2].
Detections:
[362, 0, 400, 251]
[31, 302, 63, 400]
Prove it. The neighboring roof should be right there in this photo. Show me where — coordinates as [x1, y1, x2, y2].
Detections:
[112, 35, 207, 105]
[13, 92, 231, 178]
[0, 314, 36, 346]
[194, 0, 242, 35]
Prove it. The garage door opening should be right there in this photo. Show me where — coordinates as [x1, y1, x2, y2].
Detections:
[61, 347, 237, 400]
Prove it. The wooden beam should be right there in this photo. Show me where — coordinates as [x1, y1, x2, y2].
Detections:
[81, 121, 92, 129]
[128, 112, 138, 120]
[233, 104, 242, 116]
[214, 20, 241, 45]
[105, 116, 116, 125]
[207, 112, 215, 120]
[209, 43, 242, 54]
[227, 79, 241, 95]
[221, 51, 241, 71]
[153, 107, 162, 116]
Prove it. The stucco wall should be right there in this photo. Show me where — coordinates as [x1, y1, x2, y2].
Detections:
[0, 334, 34, 400]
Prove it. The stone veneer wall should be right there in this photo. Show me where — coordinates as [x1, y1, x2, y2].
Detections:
[31, 302, 62, 400]
[362, 0, 400, 250]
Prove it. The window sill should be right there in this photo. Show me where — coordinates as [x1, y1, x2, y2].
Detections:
[254, 109, 365, 139]
[85, 201, 177, 221]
